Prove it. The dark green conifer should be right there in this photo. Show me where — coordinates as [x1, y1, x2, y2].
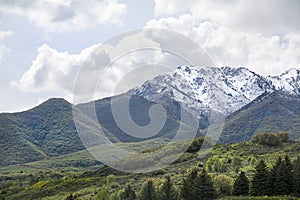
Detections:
[120, 184, 136, 200]
[250, 160, 269, 196]
[139, 180, 157, 200]
[233, 171, 249, 196]
[181, 168, 198, 200]
[274, 161, 290, 195]
[194, 169, 216, 200]
[267, 156, 282, 195]
[160, 176, 178, 200]
[293, 156, 300, 197]
[284, 155, 294, 194]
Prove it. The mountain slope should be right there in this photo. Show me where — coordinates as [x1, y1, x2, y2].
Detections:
[0, 98, 87, 167]
[0, 95, 196, 167]
[76, 93, 197, 142]
[220, 91, 300, 143]
[0, 113, 47, 166]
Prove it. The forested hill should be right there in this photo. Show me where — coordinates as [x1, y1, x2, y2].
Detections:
[1, 134, 300, 199]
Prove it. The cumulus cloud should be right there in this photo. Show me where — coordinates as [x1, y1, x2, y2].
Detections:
[12, 29, 213, 103]
[154, 0, 196, 16]
[150, 0, 300, 75]
[0, 30, 13, 61]
[11, 35, 159, 102]
[154, 0, 300, 34]
[11, 43, 100, 101]
[0, 0, 126, 32]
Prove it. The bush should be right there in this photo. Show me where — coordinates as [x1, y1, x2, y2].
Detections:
[213, 174, 233, 196]
[186, 137, 204, 153]
[252, 132, 290, 146]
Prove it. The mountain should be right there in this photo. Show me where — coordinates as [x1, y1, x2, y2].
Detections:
[131, 66, 274, 118]
[1, 66, 300, 167]
[0, 98, 86, 167]
[0, 94, 197, 167]
[76, 94, 196, 143]
[268, 68, 300, 94]
[131, 66, 300, 142]
[220, 91, 300, 143]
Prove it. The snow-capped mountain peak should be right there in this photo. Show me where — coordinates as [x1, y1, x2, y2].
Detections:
[267, 68, 300, 94]
[131, 66, 278, 116]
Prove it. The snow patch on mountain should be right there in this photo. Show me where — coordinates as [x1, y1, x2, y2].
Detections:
[131, 66, 277, 116]
[267, 68, 300, 94]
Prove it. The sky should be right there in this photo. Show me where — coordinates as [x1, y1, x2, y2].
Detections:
[0, 0, 300, 112]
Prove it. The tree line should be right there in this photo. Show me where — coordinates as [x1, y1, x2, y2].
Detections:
[70, 155, 300, 200]
[252, 132, 290, 146]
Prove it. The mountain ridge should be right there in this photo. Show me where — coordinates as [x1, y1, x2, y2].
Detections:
[1, 66, 300, 167]
[131, 66, 299, 117]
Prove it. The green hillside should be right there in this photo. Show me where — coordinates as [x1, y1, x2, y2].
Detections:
[1, 139, 299, 199]
[0, 98, 86, 167]
[0, 95, 194, 167]
[220, 91, 300, 143]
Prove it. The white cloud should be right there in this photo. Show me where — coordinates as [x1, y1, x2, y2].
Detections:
[154, 0, 300, 34]
[0, 30, 13, 61]
[10, 31, 164, 103]
[11, 43, 99, 97]
[149, 0, 300, 75]
[0, 0, 126, 32]
[0, 30, 13, 40]
[12, 29, 213, 103]
[154, 0, 196, 16]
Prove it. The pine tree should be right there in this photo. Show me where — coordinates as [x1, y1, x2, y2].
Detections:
[251, 160, 269, 196]
[160, 176, 178, 200]
[285, 155, 293, 171]
[271, 155, 293, 196]
[293, 156, 300, 197]
[284, 155, 293, 194]
[233, 171, 249, 196]
[267, 157, 282, 196]
[194, 169, 216, 200]
[274, 161, 290, 195]
[181, 168, 198, 200]
[139, 180, 157, 200]
[120, 184, 136, 200]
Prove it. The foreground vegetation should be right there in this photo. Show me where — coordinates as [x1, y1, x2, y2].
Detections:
[1, 133, 300, 199]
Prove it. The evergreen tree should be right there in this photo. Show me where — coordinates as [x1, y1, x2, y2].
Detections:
[285, 155, 293, 171]
[120, 184, 136, 200]
[159, 176, 178, 200]
[194, 169, 216, 200]
[181, 168, 198, 200]
[267, 157, 282, 196]
[274, 160, 290, 195]
[293, 156, 300, 197]
[233, 171, 249, 196]
[271, 155, 293, 195]
[284, 155, 293, 194]
[251, 160, 269, 196]
[139, 180, 157, 200]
